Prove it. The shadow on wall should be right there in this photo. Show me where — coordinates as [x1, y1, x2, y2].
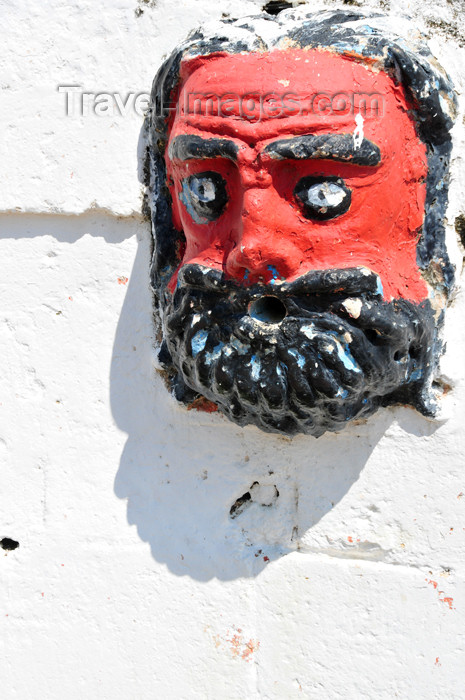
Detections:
[0, 203, 441, 582]
[0, 211, 137, 243]
[110, 228, 440, 582]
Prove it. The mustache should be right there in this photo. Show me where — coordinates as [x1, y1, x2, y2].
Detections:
[176, 263, 383, 299]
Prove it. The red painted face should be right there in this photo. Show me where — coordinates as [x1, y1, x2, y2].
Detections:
[166, 49, 428, 301]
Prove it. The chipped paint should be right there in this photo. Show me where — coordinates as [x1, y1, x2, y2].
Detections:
[425, 579, 455, 609]
[353, 112, 364, 150]
[342, 297, 363, 319]
[205, 625, 260, 663]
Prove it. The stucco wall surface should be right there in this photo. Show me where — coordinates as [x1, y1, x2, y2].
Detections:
[1, 1, 465, 698]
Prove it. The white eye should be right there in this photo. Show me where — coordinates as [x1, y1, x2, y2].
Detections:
[180, 171, 228, 224]
[190, 178, 216, 203]
[295, 176, 351, 220]
[306, 182, 347, 208]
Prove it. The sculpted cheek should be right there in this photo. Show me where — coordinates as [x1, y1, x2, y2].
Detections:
[167, 157, 242, 274]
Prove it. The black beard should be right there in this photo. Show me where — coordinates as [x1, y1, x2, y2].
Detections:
[159, 264, 436, 437]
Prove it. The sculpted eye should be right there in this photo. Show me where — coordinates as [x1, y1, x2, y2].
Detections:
[180, 171, 228, 224]
[294, 176, 351, 220]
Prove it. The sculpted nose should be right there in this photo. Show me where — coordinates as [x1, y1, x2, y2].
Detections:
[224, 187, 291, 283]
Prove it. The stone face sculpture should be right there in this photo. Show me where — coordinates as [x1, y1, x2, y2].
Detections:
[146, 9, 456, 437]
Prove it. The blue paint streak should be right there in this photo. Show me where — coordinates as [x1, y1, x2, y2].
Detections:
[333, 40, 365, 53]
[409, 367, 423, 382]
[267, 265, 282, 285]
[205, 341, 224, 364]
[249, 354, 261, 380]
[327, 332, 361, 373]
[336, 344, 360, 373]
[243, 269, 249, 281]
[288, 348, 305, 369]
[191, 330, 208, 357]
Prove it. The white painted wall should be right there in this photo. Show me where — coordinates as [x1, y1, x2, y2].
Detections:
[1, 1, 464, 697]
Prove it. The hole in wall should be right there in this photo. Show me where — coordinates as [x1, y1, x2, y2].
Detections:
[230, 491, 252, 519]
[455, 215, 465, 250]
[230, 482, 279, 519]
[432, 378, 453, 396]
[249, 296, 287, 324]
[262, 1, 293, 15]
[1, 538, 19, 551]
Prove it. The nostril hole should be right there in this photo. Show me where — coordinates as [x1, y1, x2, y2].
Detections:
[249, 296, 287, 324]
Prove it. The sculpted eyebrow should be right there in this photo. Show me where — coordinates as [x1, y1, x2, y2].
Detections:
[264, 134, 381, 166]
[168, 135, 238, 161]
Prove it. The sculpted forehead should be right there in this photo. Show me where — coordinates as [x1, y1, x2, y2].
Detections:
[171, 48, 419, 148]
[178, 48, 391, 100]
